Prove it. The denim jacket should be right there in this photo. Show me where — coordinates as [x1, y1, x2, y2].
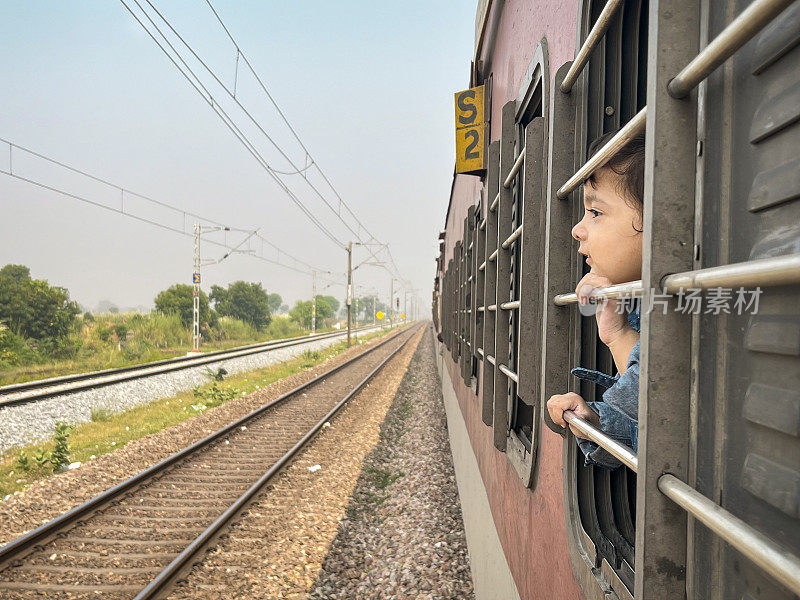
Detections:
[570, 305, 640, 469]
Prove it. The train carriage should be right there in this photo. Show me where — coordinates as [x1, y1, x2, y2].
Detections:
[433, 1, 800, 599]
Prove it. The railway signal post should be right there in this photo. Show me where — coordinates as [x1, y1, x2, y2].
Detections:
[346, 241, 352, 346]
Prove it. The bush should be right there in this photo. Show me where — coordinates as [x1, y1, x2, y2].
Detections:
[154, 284, 217, 328]
[210, 281, 271, 331]
[0, 325, 37, 366]
[265, 316, 304, 339]
[114, 323, 129, 340]
[34, 448, 49, 469]
[192, 383, 236, 408]
[15, 450, 30, 471]
[0, 264, 80, 342]
[91, 407, 114, 422]
[83, 312, 95, 322]
[50, 422, 71, 472]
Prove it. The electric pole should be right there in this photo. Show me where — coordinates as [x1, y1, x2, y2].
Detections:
[389, 277, 394, 328]
[192, 224, 201, 352]
[346, 241, 352, 346]
[312, 270, 317, 334]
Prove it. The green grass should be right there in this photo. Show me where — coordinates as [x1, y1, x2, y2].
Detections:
[0, 326, 398, 500]
[0, 312, 353, 386]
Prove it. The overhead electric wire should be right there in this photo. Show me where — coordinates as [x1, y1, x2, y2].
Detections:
[139, 0, 371, 246]
[203, 0, 383, 244]
[0, 137, 344, 286]
[119, 0, 346, 250]
[125, 0, 409, 284]
[119, 0, 412, 289]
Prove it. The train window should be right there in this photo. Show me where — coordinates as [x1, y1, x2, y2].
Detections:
[563, 0, 648, 597]
[460, 213, 473, 386]
[500, 41, 549, 487]
[469, 201, 482, 393]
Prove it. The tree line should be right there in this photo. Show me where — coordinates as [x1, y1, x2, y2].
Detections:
[0, 264, 362, 369]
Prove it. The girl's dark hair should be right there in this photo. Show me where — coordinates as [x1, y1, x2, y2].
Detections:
[586, 131, 645, 208]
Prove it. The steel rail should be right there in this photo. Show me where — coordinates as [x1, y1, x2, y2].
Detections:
[667, 0, 795, 98]
[0, 325, 413, 570]
[0, 326, 380, 408]
[557, 108, 647, 199]
[134, 325, 420, 599]
[560, 0, 625, 93]
[659, 474, 800, 595]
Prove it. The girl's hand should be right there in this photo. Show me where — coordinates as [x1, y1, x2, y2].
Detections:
[575, 272, 631, 346]
[547, 392, 599, 439]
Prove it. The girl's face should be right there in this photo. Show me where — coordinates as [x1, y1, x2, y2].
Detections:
[571, 169, 643, 284]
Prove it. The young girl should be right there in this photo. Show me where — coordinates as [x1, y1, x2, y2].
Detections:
[546, 132, 645, 469]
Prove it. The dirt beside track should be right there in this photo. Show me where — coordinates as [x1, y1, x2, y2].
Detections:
[0, 328, 406, 547]
[169, 326, 473, 600]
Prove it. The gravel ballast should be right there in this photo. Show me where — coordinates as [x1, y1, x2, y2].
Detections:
[169, 325, 473, 600]
[0, 328, 399, 546]
[0, 327, 380, 453]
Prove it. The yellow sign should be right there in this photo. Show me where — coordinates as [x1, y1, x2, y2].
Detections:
[455, 85, 485, 174]
[376, 311, 384, 320]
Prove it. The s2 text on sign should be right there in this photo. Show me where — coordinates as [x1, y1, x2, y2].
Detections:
[454, 85, 485, 174]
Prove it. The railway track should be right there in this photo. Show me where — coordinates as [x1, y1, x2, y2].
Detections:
[0, 324, 420, 599]
[0, 325, 381, 408]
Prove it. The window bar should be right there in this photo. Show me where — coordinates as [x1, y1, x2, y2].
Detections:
[539, 63, 578, 436]
[498, 364, 518, 384]
[509, 116, 546, 488]
[490, 191, 500, 212]
[553, 254, 800, 306]
[492, 101, 517, 452]
[502, 147, 526, 189]
[486, 354, 496, 365]
[489, 249, 498, 262]
[479, 218, 486, 230]
[474, 200, 487, 393]
[658, 474, 800, 595]
[662, 254, 800, 290]
[487, 304, 497, 311]
[557, 107, 646, 199]
[554, 280, 643, 305]
[667, 0, 795, 98]
[452, 247, 460, 363]
[637, 0, 699, 595]
[470, 205, 480, 392]
[563, 410, 638, 472]
[461, 211, 473, 385]
[559, 0, 625, 93]
[501, 224, 523, 249]
[479, 261, 486, 271]
[481, 141, 501, 426]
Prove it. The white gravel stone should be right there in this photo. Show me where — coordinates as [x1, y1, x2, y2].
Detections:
[0, 328, 380, 453]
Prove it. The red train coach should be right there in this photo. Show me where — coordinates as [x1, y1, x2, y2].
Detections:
[433, 1, 800, 599]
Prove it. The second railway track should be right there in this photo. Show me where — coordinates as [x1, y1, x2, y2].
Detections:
[0, 324, 420, 600]
[0, 325, 381, 408]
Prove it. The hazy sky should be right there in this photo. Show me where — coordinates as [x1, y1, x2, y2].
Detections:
[0, 1, 474, 314]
